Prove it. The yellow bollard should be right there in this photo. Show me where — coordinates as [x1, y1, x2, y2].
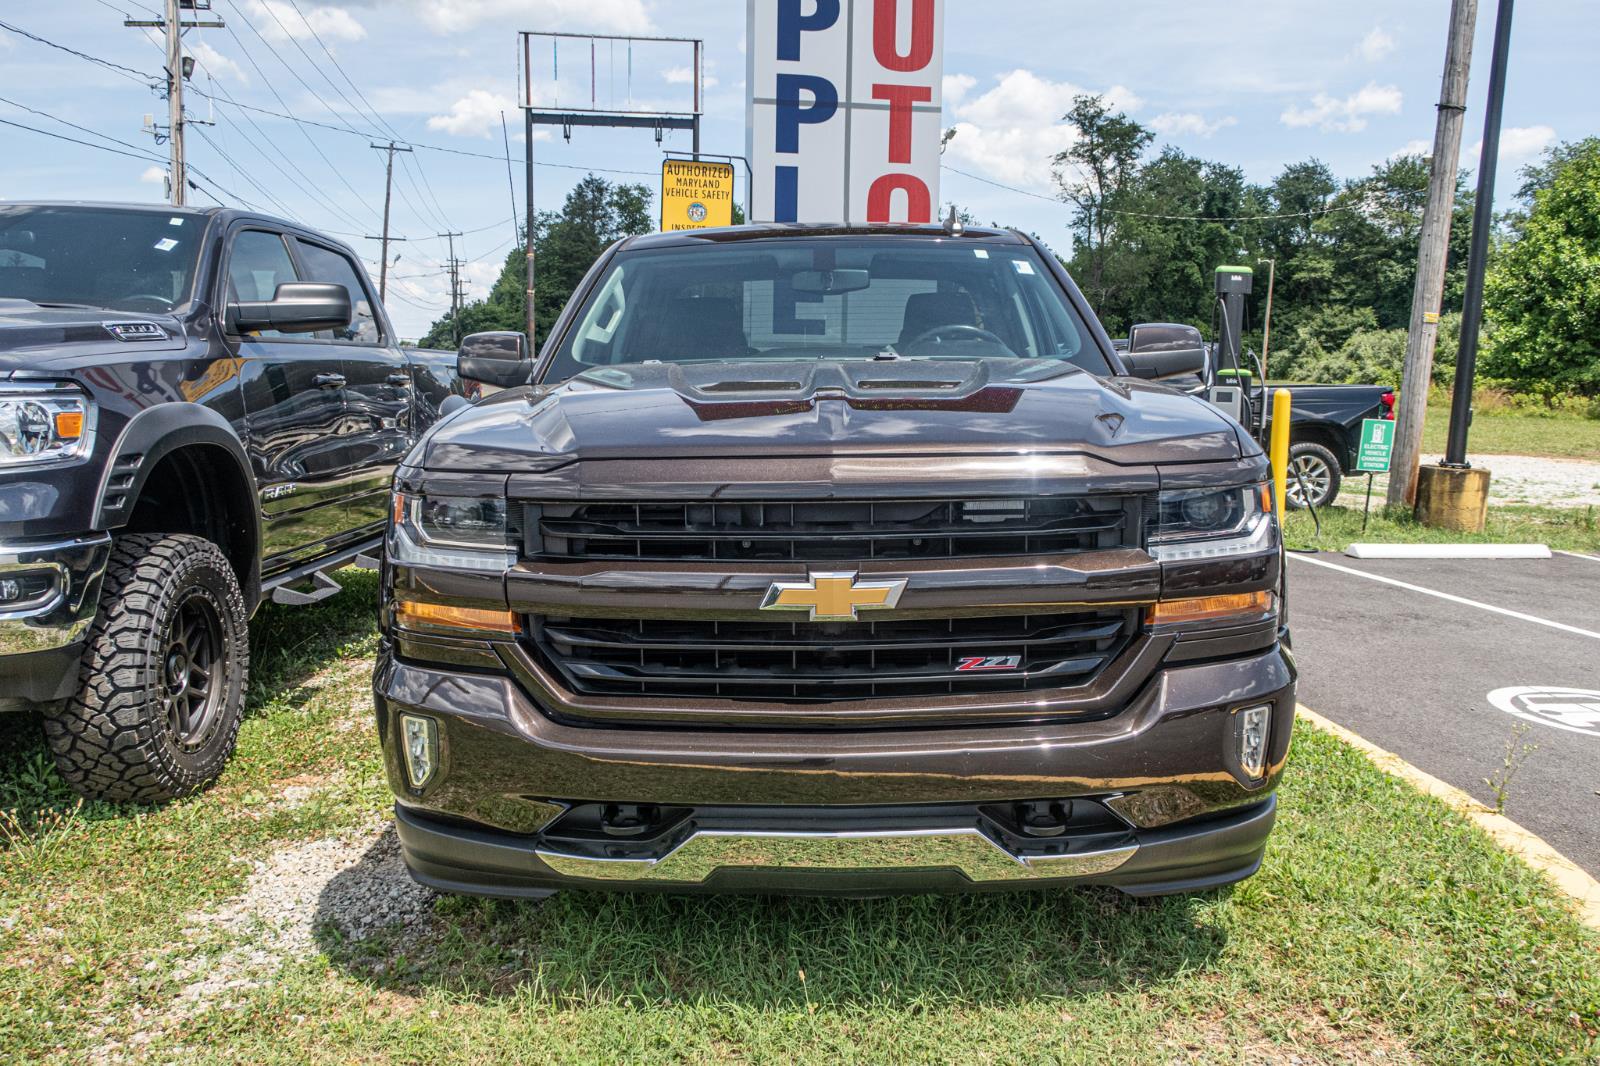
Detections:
[1270, 388, 1292, 522]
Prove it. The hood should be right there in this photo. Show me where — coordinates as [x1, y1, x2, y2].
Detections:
[0, 301, 188, 373]
[420, 359, 1244, 472]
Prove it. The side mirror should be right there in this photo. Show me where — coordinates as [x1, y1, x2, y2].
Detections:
[230, 281, 351, 335]
[1122, 347, 1208, 380]
[458, 331, 531, 390]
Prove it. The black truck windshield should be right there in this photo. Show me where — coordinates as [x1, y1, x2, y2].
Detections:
[0, 205, 205, 314]
[543, 238, 1112, 383]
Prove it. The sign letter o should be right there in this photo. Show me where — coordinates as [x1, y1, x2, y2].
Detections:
[873, 0, 936, 72]
[867, 173, 931, 223]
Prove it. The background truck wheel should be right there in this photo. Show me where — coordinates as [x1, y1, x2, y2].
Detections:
[43, 533, 250, 805]
[1285, 442, 1342, 511]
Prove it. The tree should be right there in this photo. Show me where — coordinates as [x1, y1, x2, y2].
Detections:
[1053, 95, 1153, 310]
[420, 175, 653, 349]
[1481, 139, 1600, 395]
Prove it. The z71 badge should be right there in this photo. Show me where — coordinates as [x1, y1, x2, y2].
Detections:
[955, 655, 1023, 672]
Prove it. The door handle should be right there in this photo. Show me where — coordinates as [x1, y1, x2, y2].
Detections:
[386, 372, 412, 387]
[313, 372, 346, 389]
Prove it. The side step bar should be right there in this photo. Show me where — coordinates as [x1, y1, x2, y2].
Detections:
[263, 536, 383, 607]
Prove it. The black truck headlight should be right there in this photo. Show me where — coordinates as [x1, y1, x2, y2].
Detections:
[390, 492, 513, 571]
[0, 386, 93, 467]
[1148, 484, 1273, 562]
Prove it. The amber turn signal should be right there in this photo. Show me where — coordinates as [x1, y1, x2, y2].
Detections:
[54, 411, 84, 439]
[1147, 590, 1273, 625]
[395, 599, 519, 634]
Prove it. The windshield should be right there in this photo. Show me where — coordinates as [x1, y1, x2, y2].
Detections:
[0, 205, 205, 313]
[542, 238, 1113, 384]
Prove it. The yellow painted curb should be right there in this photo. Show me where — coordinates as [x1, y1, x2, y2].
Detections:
[1296, 705, 1600, 933]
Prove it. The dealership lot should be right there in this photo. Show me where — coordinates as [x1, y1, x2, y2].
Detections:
[1289, 550, 1600, 877]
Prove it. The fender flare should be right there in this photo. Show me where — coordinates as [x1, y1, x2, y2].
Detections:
[94, 403, 263, 604]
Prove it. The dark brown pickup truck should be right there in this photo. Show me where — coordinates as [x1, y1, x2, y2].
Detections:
[373, 224, 1295, 898]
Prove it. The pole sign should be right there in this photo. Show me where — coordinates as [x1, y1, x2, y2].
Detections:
[746, 0, 945, 224]
[661, 159, 737, 231]
[1356, 418, 1395, 473]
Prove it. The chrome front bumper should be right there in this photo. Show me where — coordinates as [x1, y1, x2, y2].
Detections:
[0, 533, 111, 656]
[536, 826, 1139, 885]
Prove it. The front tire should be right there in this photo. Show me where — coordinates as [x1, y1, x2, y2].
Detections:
[1285, 442, 1341, 511]
[44, 533, 250, 804]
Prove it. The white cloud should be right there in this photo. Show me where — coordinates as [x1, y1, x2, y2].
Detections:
[1149, 112, 1238, 139]
[1281, 82, 1402, 133]
[1391, 138, 1433, 160]
[139, 166, 167, 185]
[427, 89, 519, 138]
[249, 1, 366, 42]
[663, 65, 717, 90]
[1358, 27, 1396, 63]
[189, 41, 248, 84]
[1473, 125, 1557, 167]
[412, 0, 651, 34]
[942, 73, 977, 106]
[941, 69, 1142, 191]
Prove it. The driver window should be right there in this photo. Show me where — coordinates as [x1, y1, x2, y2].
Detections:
[227, 230, 299, 339]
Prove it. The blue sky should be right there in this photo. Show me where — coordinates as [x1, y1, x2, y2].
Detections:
[2, 0, 1592, 339]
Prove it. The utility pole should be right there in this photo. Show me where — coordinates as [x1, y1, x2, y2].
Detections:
[438, 231, 463, 346]
[369, 141, 412, 303]
[125, 0, 223, 206]
[1388, 0, 1479, 508]
[1444, 0, 1515, 469]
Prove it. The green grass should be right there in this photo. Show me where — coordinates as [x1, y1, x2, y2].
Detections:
[1285, 501, 1600, 554]
[3, 577, 1599, 1063]
[1419, 404, 1600, 460]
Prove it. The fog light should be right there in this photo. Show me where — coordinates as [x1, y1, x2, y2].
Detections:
[1236, 704, 1271, 781]
[400, 714, 439, 790]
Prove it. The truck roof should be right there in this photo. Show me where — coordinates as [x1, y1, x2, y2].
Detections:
[622, 222, 1028, 251]
[1, 200, 332, 238]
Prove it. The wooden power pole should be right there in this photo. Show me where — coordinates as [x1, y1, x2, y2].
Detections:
[1388, 0, 1479, 508]
[368, 141, 412, 303]
[125, 0, 223, 205]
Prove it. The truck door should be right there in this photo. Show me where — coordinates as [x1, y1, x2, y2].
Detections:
[227, 227, 354, 573]
[289, 237, 410, 538]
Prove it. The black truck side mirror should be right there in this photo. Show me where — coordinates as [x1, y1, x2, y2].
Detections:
[458, 331, 531, 390]
[1122, 347, 1208, 380]
[229, 282, 351, 335]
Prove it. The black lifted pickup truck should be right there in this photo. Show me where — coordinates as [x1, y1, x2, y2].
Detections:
[376, 223, 1296, 898]
[0, 202, 460, 803]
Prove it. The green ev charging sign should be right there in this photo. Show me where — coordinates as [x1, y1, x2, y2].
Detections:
[1356, 419, 1395, 473]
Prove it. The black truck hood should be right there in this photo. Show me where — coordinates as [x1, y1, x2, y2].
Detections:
[419, 359, 1244, 471]
[0, 302, 188, 373]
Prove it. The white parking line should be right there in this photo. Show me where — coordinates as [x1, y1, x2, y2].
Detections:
[1288, 553, 1600, 642]
[1555, 549, 1600, 564]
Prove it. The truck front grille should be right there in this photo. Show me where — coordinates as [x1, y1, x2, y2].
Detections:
[524, 497, 1133, 562]
[527, 610, 1136, 703]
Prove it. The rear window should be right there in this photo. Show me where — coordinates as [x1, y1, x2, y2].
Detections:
[542, 238, 1111, 384]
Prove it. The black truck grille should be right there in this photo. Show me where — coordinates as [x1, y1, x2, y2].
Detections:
[525, 497, 1133, 562]
[527, 610, 1136, 703]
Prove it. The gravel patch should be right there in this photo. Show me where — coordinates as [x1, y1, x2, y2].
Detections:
[1362, 454, 1600, 509]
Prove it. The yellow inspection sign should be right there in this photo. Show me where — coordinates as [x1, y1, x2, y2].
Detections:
[660, 160, 736, 231]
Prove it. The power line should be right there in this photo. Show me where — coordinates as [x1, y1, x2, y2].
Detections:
[0, 17, 159, 86]
[0, 116, 164, 164]
[0, 93, 164, 160]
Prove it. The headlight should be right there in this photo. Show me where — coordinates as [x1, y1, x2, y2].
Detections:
[1148, 484, 1274, 562]
[390, 491, 513, 571]
[0, 386, 93, 467]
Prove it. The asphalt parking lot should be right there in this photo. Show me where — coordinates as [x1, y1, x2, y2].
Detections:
[1289, 549, 1600, 877]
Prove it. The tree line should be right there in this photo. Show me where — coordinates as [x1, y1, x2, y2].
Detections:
[423, 113, 1597, 402]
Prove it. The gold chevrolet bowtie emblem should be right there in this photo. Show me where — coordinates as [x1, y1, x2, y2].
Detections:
[760, 571, 908, 622]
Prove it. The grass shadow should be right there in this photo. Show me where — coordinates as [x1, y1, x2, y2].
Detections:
[312, 826, 1232, 1011]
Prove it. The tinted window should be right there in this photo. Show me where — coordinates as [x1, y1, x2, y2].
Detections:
[543, 238, 1111, 384]
[0, 205, 203, 313]
[294, 238, 380, 343]
[227, 230, 299, 339]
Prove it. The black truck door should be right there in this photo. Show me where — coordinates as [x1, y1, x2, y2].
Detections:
[228, 228, 353, 572]
[289, 237, 411, 538]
